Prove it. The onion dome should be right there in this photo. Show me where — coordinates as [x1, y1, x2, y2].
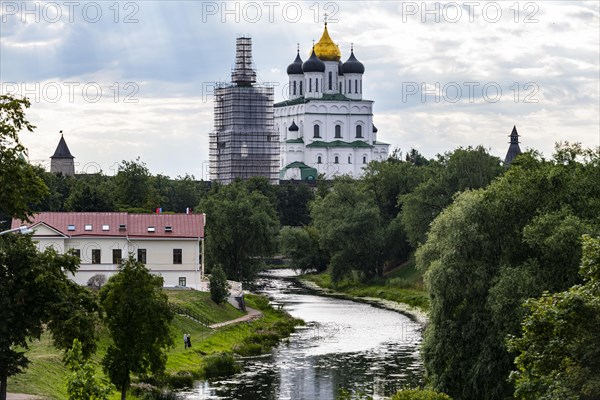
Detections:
[372, 124, 378, 133]
[287, 50, 304, 75]
[302, 48, 325, 73]
[289, 121, 299, 131]
[313, 22, 341, 62]
[342, 46, 365, 74]
[338, 61, 344, 76]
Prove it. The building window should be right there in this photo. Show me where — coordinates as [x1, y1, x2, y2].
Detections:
[138, 248, 147, 264]
[84, 224, 92, 231]
[309, 78, 312, 92]
[102, 224, 110, 231]
[334, 156, 339, 164]
[315, 78, 319, 92]
[317, 155, 322, 164]
[179, 277, 186, 287]
[92, 249, 101, 264]
[339, 82, 342, 93]
[348, 156, 352, 164]
[355, 79, 358, 93]
[293, 81, 297, 95]
[300, 81, 303, 95]
[328, 71, 332, 90]
[356, 125, 363, 138]
[313, 125, 320, 138]
[112, 249, 122, 264]
[72, 249, 81, 260]
[173, 249, 182, 264]
[335, 124, 342, 138]
[348, 80, 351, 93]
[67, 224, 75, 231]
[363, 156, 367, 164]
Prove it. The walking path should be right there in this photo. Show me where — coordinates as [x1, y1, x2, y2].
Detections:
[209, 306, 262, 329]
[7, 394, 43, 399]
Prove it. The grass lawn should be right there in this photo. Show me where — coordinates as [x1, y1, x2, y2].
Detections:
[302, 259, 430, 311]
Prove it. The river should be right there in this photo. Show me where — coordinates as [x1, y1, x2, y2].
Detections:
[178, 269, 424, 399]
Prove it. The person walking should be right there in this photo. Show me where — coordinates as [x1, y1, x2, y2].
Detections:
[186, 333, 192, 348]
[183, 333, 188, 349]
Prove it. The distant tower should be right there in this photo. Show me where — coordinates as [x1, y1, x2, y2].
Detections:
[504, 125, 522, 166]
[209, 36, 279, 184]
[50, 132, 75, 176]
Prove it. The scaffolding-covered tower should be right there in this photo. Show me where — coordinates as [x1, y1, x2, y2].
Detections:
[209, 37, 279, 184]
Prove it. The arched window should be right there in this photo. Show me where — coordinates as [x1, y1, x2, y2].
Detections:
[339, 82, 342, 93]
[363, 156, 367, 164]
[316, 78, 319, 92]
[293, 81, 297, 95]
[355, 79, 358, 94]
[309, 78, 312, 92]
[313, 125, 320, 138]
[335, 124, 341, 138]
[348, 80, 352, 93]
[328, 71, 332, 90]
[334, 156, 339, 164]
[300, 81, 303, 95]
[356, 125, 363, 138]
[348, 156, 352, 164]
[317, 155, 322, 164]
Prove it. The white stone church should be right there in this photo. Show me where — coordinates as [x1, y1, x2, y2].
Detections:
[276, 23, 390, 180]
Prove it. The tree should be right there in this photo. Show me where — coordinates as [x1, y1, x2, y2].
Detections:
[114, 158, 156, 209]
[311, 178, 386, 282]
[280, 225, 328, 273]
[0, 235, 99, 400]
[417, 145, 600, 400]
[198, 181, 279, 283]
[100, 257, 173, 400]
[0, 95, 48, 221]
[209, 266, 229, 304]
[276, 182, 314, 226]
[87, 274, 107, 291]
[507, 235, 600, 400]
[65, 175, 117, 212]
[64, 339, 113, 400]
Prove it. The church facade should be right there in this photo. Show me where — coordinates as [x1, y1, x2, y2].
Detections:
[275, 23, 389, 180]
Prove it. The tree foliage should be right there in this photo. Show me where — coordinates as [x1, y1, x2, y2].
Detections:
[507, 235, 600, 400]
[417, 145, 600, 400]
[65, 339, 113, 400]
[99, 257, 173, 400]
[209, 266, 230, 304]
[280, 225, 328, 273]
[198, 180, 279, 283]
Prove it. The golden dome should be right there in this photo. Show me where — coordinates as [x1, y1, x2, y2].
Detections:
[312, 23, 341, 62]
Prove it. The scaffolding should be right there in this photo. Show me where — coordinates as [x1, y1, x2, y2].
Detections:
[209, 37, 280, 184]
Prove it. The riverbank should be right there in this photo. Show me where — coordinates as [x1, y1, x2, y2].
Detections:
[298, 267, 429, 325]
[7, 290, 301, 400]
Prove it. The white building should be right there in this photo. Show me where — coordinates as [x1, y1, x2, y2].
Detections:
[12, 212, 205, 288]
[276, 23, 390, 180]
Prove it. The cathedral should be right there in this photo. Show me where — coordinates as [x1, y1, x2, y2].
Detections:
[276, 22, 390, 180]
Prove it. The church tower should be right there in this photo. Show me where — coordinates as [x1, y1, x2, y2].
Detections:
[504, 125, 522, 166]
[50, 132, 75, 176]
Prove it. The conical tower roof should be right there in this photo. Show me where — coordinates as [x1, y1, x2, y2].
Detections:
[51, 133, 74, 159]
[504, 125, 522, 166]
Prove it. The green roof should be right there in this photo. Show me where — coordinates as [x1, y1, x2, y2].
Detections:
[285, 138, 304, 144]
[306, 140, 373, 149]
[373, 141, 390, 146]
[274, 93, 372, 107]
[280, 161, 318, 181]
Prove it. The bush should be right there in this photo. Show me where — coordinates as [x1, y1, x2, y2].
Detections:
[391, 389, 452, 400]
[209, 266, 229, 304]
[202, 352, 241, 378]
[386, 277, 412, 289]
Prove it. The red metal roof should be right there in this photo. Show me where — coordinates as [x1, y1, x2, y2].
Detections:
[12, 212, 205, 238]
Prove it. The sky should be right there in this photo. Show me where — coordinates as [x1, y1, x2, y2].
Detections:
[1, 0, 599, 179]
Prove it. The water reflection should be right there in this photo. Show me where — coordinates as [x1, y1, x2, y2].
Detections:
[178, 270, 423, 399]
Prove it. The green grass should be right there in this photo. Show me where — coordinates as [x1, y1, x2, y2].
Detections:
[7, 291, 300, 399]
[302, 259, 429, 311]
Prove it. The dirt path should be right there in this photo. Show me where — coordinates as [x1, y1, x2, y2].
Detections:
[7, 394, 44, 399]
[209, 306, 262, 328]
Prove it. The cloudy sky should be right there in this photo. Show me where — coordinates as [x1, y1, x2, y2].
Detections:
[1, 1, 598, 178]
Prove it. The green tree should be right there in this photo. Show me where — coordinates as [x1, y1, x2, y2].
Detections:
[280, 225, 328, 273]
[100, 257, 173, 400]
[391, 388, 452, 400]
[311, 178, 385, 282]
[114, 158, 156, 210]
[417, 145, 600, 400]
[0, 236, 99, 400]
[507, 235, 600, 400]
[0, 95, 48, 221]
[65, 339, 113, 400]
[209, 266, 230, 304]
[198, 181, 279, 283]
[65, 175, 117, 211]
[276, 182, 314, 226]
